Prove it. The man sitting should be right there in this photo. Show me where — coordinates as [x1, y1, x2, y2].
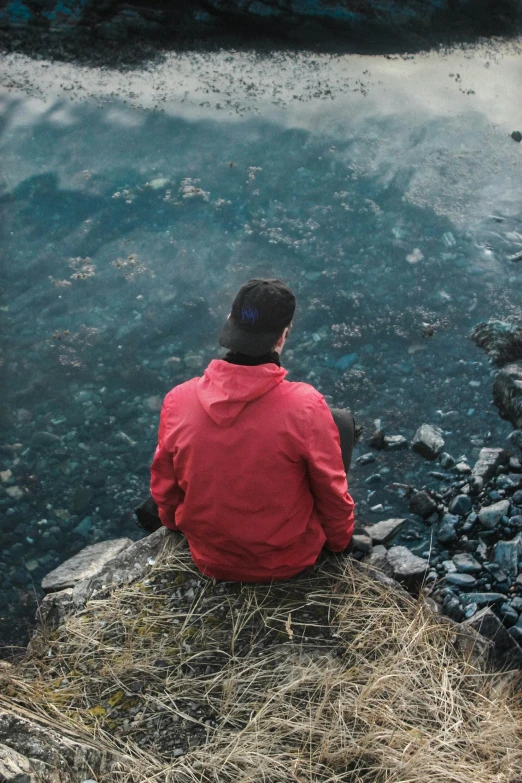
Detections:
[149, 278, 355, 582]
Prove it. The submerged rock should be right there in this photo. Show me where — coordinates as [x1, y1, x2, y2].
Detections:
[493, 363, 522, 429]
[412, 424, 444, 460]
[471, 320, 522, 366]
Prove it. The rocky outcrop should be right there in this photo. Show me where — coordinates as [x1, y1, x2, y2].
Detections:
[493, 363, 522, 430]
[471, 320, 522, 366]
[41, 538, 133, 593]
[0, 710, 118, 782]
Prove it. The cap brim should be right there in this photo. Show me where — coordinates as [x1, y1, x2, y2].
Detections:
[218, 318, 282, 357]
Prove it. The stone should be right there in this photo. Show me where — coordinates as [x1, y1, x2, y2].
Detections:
[493, 363, 522, 429]
[511, 130, 522, 143]
[357, 453, 375, 465]
[42, 538, 133, 593]
[471, 447, 509, 484]
[463, 608, 522, 669]
[351, 534, 373, 554]
[493, 540, 519, 579]
[0, 742, 37, 782]
[509, 615, 522, 643]
[452, 553, 482, 574]
[412, 424, 445, 460]
[409, 490, 438, 518]
[386, 546, 429, 591]
[442, 594, 464, 621]
[455, 462, 472, 475]
[437, 513, 459, 544]
[471, 320, 522, 365]
[448, 494, 472, 516]
[460, 592, 505, 607]
[499, 603, 519, 627]
[367, 429, 385, 450]
[362, 518, 407, 545]
[478, 500, 510, 529]
[72, 527, 179, 610]
[439, 452, 455, 469]
[512, 489, 522, 506]
[0, 711, 114, 781]
[383, 434, 408, 450]
[445, 573, 478, 589]
[36, 588, 73, 632]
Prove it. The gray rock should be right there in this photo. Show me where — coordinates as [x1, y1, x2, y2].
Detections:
[500, 603, 519, 627]
[509, 615, 522, 644]
[462, 608, 522, 669]
[36, 588, 73, 632]
[439, 452, 455, 469]
[442, 594, 464, 621]
[363, 546, 392, 576]
[470, 320, 522, 366]
[412, 424, 445, 460]
[0, 710, 114, 782]
[471, 447, 509, 484]
[384, 434, 408, 450]
[42, 538, 133, 593]
[445, 573, 478, 589]
[448, 494, 472, 516]
[0, 742, 37, 782]
[386, 546, 429, 591]
[351, 534, 373, 554]
[460, 592, 506, 607]
[452, 553, 482, 574]
[362, 518, 407, 545]
[493, 540, 519, 579]
[409, 490, 438, 518]
[437, 513, 459, 544]
[493, 362, 522, 429]
[72, 527, 179, 610]
[478, 499, 510, 529]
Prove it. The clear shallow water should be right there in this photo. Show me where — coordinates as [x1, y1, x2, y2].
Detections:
[1, 45, 522, 651]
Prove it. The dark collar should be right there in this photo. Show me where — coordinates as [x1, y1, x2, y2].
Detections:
[222, 350, 281, 367]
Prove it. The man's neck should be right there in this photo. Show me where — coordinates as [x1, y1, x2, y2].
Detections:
[222, 350, 281, 367]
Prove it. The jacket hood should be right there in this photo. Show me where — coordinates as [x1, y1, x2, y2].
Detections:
[196, 359, 287, 426]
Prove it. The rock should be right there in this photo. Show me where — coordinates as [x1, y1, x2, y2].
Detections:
[439, 452, 455, 469]
[367, 429, 385, 450]
[471, 320, 522, 365]
[41, 538, 133, 593]
[351, 534, 373, 554]
[509, 456, 522, 472]
[478, 500, 510, 529]
[72, 487, 93, 514]
[493, 540, 519, 579]
[0, 711, 114, 782]
[356, 452, 376, 465]
[362, 518, 407, 545]
[460, 592, 506, 607]
[386, 546, 429, 591]
[472, 447, 509, 483]
[499, 603, 519, 627]
[36, 588, 73, 632]
[452, 553, 482, 574]
[455, 461, 472, 475]
[364, 474, 382, 488]
[72, 527, 178, 610]
[383, 434, 408, 450]
[409, 490, 438, 518]
[445, 573, 478, 589]
[493, 363, 522, 429]
[462, 608, 522, 669]
[412, 424, 445, 460]
[437, 513, 459, 544]
[511, 130, 522, 142]
[510, 615, 522, 644]
[507, 429, 522, 452]
[335, 352, 358, 371]
[512, 489, 522, 506]
[448, 494, 472, 516]
[442, 594, 464, 621]
[0, 742, 37, 782]
[363, 545, 392, 575]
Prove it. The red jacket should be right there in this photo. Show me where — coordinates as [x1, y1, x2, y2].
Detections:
[150, 359, 354, 581]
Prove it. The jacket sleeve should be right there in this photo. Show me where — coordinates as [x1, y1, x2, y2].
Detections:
[305, 395, 355, 551]
[150, 394, 184, 529]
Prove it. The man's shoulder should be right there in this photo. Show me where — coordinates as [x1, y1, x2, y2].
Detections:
[163, 376, 199, 406]
[282, 378, 326, 406]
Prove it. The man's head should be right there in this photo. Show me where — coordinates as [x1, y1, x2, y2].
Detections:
[219, 278, 296, 357]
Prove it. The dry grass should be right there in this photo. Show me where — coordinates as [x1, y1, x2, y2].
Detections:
[1, 536, 521, 783]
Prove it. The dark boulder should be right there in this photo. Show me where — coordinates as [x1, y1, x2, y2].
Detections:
[470, 320, 522, 366]
[493, 363, 522, 429]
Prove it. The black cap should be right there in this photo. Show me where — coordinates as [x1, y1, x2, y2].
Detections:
[219, 279, 296, 356]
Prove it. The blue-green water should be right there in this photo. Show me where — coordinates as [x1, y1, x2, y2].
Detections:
[1, 49, 521, 650]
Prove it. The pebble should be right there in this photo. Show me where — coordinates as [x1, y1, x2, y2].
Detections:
[448, 494, 472, 517]
[445, 573, 477, 589]
[452, 552, 482, 574]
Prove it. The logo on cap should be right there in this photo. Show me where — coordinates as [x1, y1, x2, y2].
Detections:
[240, 305, 259, 326]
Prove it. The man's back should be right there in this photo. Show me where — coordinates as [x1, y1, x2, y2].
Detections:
[151, 359, 354, 581]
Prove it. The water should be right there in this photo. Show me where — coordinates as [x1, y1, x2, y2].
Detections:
[1, 42, 522, 651]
